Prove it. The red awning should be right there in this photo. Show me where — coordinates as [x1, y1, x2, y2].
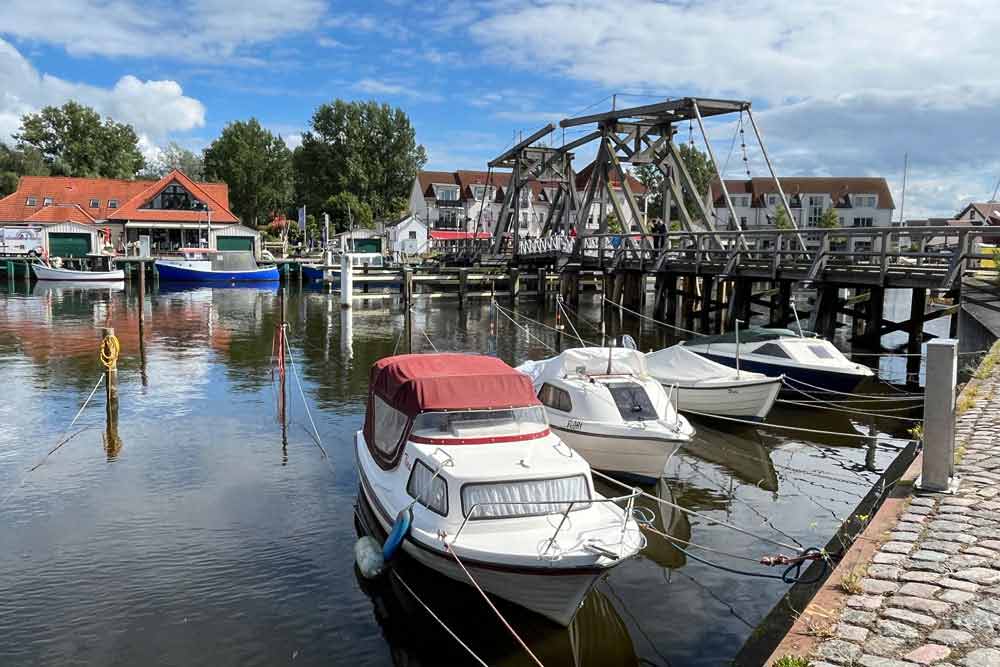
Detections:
[429, 230, 492, 240]
[369, 353, 540, 417]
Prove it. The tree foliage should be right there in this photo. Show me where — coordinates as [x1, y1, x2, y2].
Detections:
[294, 100, 426, 221]
[324, 191, 373, 232]
[142, 142, 205, 180]
[773, 207, 794, 230]
[15, 101, 144, 178]
[606, 211, 623, 234]
[818, 207, 841, 228]
[203, 119, 293, 227]
[0, 143, 49, 197]
[634, 144, 714, 221]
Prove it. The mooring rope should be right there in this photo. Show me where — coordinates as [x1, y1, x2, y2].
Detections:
[1, 372, 105, 508]
[556, 297, 586, 347]
[281, 328, 328, 459]
[776, 398, 924, 422]
[444, 542, 545, 667]
[390, 570, 490, 667]
[781, 376, 923, 400]
[681, 408, 914, 442]
[492, 301, 559, 352]
[602, 297, 701, 337]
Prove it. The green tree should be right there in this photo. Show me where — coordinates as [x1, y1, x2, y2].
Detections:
[15, 101, 144, 178]
[203, 119, 293, 227]
[606, 211, 623, 234]
[324, 191, 373, 232]
[818, 207, 840, 228]
[294, 100, 426, 220]
[142, 141, 205, 180]
[634, 144, 713, 222]
[773, 207, 794, 230]
[0, 143, 50, 196]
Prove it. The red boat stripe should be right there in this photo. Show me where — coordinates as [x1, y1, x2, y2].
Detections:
[408, 428, 550, 446]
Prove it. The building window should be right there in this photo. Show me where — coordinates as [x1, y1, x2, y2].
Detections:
[43, 197, 53, 206]
[739, 216, 748, 227]
[408, 231, 417, 240]
[767, 194, 779, 207]
[519, 190, 531, 209]
[89, 198, 100, 208]
[108, 199, 118, 209]
[807, 195, 824, 226]
[731, 195, 750, 207]
[472, 185, 493, 201]
[852, 217, 874, 227]
[25, 197, 37, 206]
[435, 185, 459, 201]
[141, 183, 204, 211]
[853, 194, 877, 208]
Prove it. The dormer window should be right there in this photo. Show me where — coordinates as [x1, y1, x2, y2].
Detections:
[108, 199, 118, 209]
[853, 194, 877, 208]
[25, 197, 37, 207]
[433, 185, 459, 202]
[43, 197, 53, 206]
[90, 199, 100, 208]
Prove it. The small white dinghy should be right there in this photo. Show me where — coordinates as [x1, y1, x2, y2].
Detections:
[517, 348, 694, 481]
[645, 345, 782, 422]
[32, 263, 124, 281]
[355, 353, 644, 626]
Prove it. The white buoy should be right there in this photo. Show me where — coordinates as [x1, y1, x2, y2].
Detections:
[355, 536, 385, 578]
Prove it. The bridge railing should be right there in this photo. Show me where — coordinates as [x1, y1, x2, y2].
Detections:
[514, 226, 1000, 287]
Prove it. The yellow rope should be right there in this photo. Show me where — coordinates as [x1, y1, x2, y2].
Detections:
[100, 333, 120, 370]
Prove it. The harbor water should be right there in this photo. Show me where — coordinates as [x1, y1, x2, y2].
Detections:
[0, 282, 925, 666]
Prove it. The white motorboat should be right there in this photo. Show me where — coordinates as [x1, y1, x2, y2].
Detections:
[355, 353, 644, 626]
[517, 348, 694, 481]
[682, 328, 874, 394]
[645, 345, 782, 422]
[32, 263, 124, 281]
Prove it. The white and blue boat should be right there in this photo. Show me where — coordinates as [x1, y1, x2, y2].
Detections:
[155, 248, 279, 282]
[681, 328, 873, 394]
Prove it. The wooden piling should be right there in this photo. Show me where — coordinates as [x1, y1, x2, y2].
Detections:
[103, 326, 122, 459]
[508, 267, 520, 305]
[699, 276, 713, 333]
[536, 268, 547, 299]
[458, 268, 469, 307]
[907, 287, 927, 382]
[682, 276, 697, 332]
[403, 268, 413, 304]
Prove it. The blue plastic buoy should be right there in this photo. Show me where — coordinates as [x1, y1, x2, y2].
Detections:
[382, 507, 412, 561]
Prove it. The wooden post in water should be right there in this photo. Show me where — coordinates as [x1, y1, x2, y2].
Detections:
[907, 287, 927, 383]
[458, 268, 468, 307]
[102, 327, 121, 458]
[508, 267, 520, 305]
[536, 267, 547, 300]
[137, 261, 148, 386]
[699, 276, 713, 333]
[277, 288, 288, 442]
[402, 267, 413, 304]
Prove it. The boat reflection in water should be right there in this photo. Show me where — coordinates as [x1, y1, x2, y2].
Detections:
[594, 476, 692, 570]
[679, 421, 779, 492]
[354, 492, 639, 667]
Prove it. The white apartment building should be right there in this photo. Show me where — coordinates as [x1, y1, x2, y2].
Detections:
[711, 177, 895, 251]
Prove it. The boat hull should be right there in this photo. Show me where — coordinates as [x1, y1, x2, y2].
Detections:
[359, 471, 602, 626]
[154, 261, 279, 282]
[671, 377, 782, 421]
[691, 352, 868, 394]
[32, 264, 124, 281]
[550, 425, 682, 480]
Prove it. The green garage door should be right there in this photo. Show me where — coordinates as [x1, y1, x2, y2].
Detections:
[217, 236, 254, 252]
[48, 233, 91, 257]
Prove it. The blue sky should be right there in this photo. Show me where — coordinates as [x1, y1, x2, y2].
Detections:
[2, 0, 999, 218]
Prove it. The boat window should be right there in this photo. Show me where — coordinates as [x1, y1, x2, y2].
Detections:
[406, 459, 448, 516]
[755, 343, 791, 359]
[461, 475, 590, 519]
[411, 406, 547, 440]
[538, 383, 572, 412]
[606, 382, 658, 422]
[372, 394, 409, 456]
[808, 345, 834, 359]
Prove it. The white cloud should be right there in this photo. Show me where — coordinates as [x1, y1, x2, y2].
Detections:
[467, 0, 1000, 217]
[355, 78, 442, 103]
[0, 39, 205, 141]
[1, 0, 326, 60]
[317, 37, 346, 49]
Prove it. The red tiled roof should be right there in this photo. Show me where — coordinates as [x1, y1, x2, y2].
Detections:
[24, 204, 96, 225]
[710, 177, 895, 209]
[573, 161, 647, 194]
[109, 170, 237, 223]
[0, 170, 237, 224]
[958, 202, 1000, 223]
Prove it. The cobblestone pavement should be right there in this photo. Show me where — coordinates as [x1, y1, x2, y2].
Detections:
[812, 373, 1000, 667]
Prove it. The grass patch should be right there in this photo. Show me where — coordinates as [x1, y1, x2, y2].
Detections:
[773, 656, 812, 667]
[908, 423, 924, 442]
[973, 340, 1000, 380]
[957, 384, 979, 415]
[840, 564, 868, 595]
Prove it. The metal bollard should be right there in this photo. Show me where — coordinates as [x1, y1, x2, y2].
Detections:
[340, 253, 353, 308]
[917, 338, 959, 493]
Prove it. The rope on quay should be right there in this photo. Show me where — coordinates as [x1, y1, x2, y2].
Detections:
[1, 372, 105, 508]
[282, 328, 328, 459]
[390, 570, 490, 667]
[603, 297, 700, 336]
[444, 542, 545, 667]
[681, 408, 915, 442]
[590, 468, 802, 553]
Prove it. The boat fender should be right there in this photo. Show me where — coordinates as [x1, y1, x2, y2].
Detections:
[382, 507, 412, 561]
[355, 536, 385, 579]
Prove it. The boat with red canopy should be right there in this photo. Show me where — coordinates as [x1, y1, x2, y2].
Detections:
[355, 353, 644, 626]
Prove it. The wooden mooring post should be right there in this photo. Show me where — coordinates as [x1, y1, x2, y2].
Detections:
[907, 287, 927, 382]
[101, 327, 121, 458]
[137, 261, 148, 386]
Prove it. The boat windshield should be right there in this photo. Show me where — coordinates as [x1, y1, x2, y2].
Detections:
[411, 406, 548, 441]
[604, 381, 658, 422]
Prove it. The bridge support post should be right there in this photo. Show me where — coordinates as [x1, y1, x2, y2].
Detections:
[665, 274, 678, 327]
[458, 268, 468, 307]
[907, 287, 927, 382]
[653, 274, 673, 321]
[771, 280, 792, 327]
[735, 279, 753, 327]
[402, 268, 413, 304]
[536, 268, 547, 299]
[699, 277, 713, 333]
[508, 267, 520, 305]
[560, 270, 579, 307]
[623, 271, 644, 312]
[811, 285, 839, 338]
[682, 276, 697, 332]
